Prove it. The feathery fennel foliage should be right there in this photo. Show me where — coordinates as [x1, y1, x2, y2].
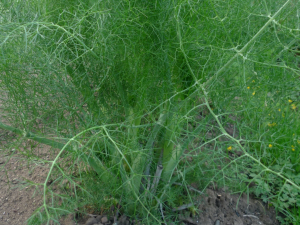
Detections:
[1, 0, 300, 224]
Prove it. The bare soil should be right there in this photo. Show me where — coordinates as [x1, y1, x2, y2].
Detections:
[0, 131, 49, 224]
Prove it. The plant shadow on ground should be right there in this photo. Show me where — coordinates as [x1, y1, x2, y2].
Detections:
[71, 186, 279, 225]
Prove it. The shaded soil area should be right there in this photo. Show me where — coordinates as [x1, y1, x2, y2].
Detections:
[192, 187, 279, 225]
[57, 189, 281, 225]
[70, 186, 279, 225]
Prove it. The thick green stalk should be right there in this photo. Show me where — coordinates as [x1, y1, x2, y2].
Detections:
[161, 122, 205, 182]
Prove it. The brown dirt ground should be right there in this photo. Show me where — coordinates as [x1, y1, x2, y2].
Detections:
[0, 135, 49, 224]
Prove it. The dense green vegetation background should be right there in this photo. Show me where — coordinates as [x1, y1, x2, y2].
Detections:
[1, 0, 300, 224]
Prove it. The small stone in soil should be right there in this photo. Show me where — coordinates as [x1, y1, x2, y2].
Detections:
[101, 216, 108, 223]
[118, 215, 127, 223]
[96, 215, 102, 222]
[85, 217, 98, 225]
[215, 220, 220, 225]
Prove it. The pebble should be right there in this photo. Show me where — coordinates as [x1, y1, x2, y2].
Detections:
[85, 217, 98, 225]
[118, 215, 129, 225]
[12, 179, 18, 184]
[215, 220, 220, 225]
[101, 216, 108, 223]
[96, 215, 102, 221]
